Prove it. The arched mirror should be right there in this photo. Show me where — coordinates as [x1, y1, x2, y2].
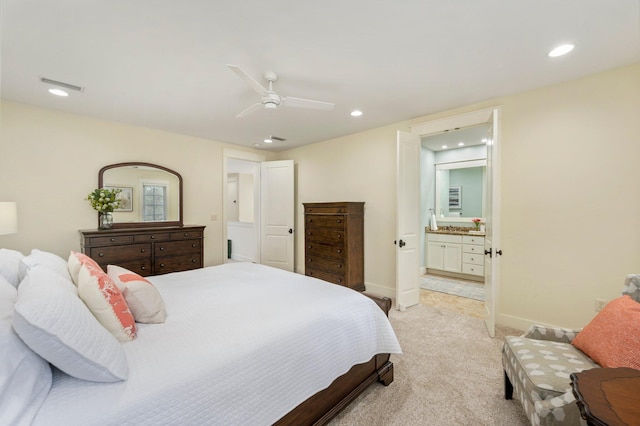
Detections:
[98, 162, 183, 228]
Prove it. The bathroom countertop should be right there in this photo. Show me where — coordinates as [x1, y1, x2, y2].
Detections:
[425, 227, 485, 236]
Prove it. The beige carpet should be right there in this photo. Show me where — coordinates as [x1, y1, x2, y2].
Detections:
[329, 304, 529, 426]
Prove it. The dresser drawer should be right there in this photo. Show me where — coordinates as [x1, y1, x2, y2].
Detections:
[463, 244, 484, 254]
[463, 252, 484, 265]
[305, 268, 346, 286]
[462, 263, 484, 276]
[306, 256, 345, 275]
[170, 230, 203, 240]
[134, 232, 172, 243]
[305, 215, 346, 229]
[84, 235, 134, 246]
[304, 206, 350, 215]
[305, 242, 345, 260]
[305, 228, 344, 244]
[154, 254, 202, 274]
[155, 239, 202, 257]
[89, 244, 151, 263]
[102, 260, 152, 276]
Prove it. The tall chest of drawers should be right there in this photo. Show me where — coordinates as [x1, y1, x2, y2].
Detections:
[79, 225, 205, 276]
[303, 202, 364, 291]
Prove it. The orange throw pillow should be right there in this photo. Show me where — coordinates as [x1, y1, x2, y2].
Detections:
[572, 295, 640, 369]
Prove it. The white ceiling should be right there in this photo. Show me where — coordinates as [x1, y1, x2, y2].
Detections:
[2, 1, 638, 152]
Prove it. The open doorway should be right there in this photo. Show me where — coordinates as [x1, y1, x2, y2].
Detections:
[226, 158, 260, 263]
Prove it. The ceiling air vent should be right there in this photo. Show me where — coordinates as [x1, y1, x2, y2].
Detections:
[40, 77, 84, 92]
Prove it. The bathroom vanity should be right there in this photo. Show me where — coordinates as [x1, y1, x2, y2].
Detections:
[426, 229, 485, 281]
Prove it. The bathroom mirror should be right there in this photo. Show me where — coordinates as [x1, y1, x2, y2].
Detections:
[435, 159, 486, 222]
[98, 162, 183, 228]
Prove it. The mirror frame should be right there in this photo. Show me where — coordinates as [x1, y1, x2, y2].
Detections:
[98, 162, 183, 229]
[434, 159, 486, 223]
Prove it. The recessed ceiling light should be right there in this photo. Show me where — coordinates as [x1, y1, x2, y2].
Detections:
[548, 44, 574, 57]
[263, 138, 273, 144]
[441, 145, 448, 149]
[458, 142, 464, 146]
[350, 110, 363, 117]
[48, 88, 69, 97]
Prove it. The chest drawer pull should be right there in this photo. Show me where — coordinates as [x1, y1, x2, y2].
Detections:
[98, 252, 104, 257]
[140, 249, 146, 253]
[192, 243, 196, 248]
[159, 263, 164, 267]
[151, 235, 155, 239]
[191, 259, 196, 263]
[141, 266, 146, 270]
[184, 233, 189, 237]
[159, 247, 165, 251]
[336, 219, 342, 224]
[110, 238, 116, 242]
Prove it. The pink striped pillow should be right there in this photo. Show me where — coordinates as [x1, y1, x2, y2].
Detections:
[77, 263, 136, 342]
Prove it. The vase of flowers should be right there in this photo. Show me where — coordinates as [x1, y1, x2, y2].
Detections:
[472, 218, 482, 231]
[87, 188, 121, 230]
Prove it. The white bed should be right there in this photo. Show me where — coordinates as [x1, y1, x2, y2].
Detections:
[31, 262, 401, 425]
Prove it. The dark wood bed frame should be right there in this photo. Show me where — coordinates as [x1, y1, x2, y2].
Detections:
[275, 292, 394, 425]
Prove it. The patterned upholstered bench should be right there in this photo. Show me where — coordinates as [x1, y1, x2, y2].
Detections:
[502, 274, 640, 426]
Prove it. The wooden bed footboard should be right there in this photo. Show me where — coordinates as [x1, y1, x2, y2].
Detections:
[275, 292, 394, 426]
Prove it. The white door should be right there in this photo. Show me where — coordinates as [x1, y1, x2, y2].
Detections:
[396, 131, 421, 310]
[260, 160, 295, 272]
[484, 110, 501, 337]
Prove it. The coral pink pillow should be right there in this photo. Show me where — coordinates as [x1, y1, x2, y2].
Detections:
[107, 265, 166, 324]
[77, 263, 136, 342]
[572, 295, 640, 369]
[68, 251, 101, 285]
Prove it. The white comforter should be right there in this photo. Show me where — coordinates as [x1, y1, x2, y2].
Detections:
[34, 262, 401, 425]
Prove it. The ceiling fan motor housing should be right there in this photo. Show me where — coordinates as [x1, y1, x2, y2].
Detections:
[263, 92, 281, 108]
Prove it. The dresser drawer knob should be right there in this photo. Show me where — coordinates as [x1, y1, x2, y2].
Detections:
[160, 263, 164, 268]
[337, 234, 342, 239]
[337, 249, 342, 253]
[140, 249, 146, 253]
[141, 266, 145, 270]
[151, 235, 155, 239]
[336, 219, 342, 223]
[110, 238, 116, 242]
[191, 259, 196, 263]
[184, 233, 189, 237]
[307, 272, 313, 276]
[338, 264, 342, 268]
[98, 252, 104, 257]
[308, 245, 312, 249]
[160, 247, 165, 251]
[192, 243, 196, 248]
[307, 232, 313, 236]
[308, 258, 313, 262]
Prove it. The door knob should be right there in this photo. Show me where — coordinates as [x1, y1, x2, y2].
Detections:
[398, 239, 406, 248]
[484, 248, 492, 258]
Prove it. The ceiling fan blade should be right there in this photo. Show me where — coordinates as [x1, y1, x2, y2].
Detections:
[227, 64, 268, 95]
[282, 96, 335, 110]
[235, 102, 263, 118]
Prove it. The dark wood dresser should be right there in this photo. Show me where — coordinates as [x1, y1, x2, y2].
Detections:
[79, 225, 205, 276]
[303, 202, 364, 291]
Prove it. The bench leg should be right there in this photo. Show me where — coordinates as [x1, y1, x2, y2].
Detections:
[504, 370, 513, 400]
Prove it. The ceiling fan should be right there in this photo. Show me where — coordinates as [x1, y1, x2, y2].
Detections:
[227, 64, 335, 118]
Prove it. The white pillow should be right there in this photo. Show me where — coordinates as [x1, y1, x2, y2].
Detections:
[12, 266, 129, 382]
[18, 249, 72, 282]
[0, 248, 25, 287]
[0, 274, 52, 426]
[108, 265, 167, 324]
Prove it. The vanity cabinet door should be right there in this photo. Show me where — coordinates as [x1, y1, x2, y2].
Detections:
[442, 244, 462, 273]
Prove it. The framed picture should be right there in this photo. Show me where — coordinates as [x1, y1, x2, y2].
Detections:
[105, 186, 133, 212]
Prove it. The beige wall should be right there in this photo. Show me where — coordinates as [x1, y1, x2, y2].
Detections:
[0, 101, 269, 266]
[279, 63, 640, 330]
[2, 64, 638, 330]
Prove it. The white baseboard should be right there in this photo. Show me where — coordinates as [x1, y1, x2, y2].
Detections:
[419, 267, 426, 275]
[364, 282, 395, 300]
[496, 313, 563, 333]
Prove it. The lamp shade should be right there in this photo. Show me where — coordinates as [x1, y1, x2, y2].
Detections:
[0, 202, 18, 235]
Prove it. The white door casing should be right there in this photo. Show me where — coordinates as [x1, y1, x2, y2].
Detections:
[484, 110, 501, 337]
[260, 160, 295, 272]
[396, 130, 421, 310]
